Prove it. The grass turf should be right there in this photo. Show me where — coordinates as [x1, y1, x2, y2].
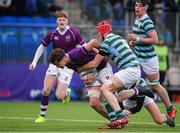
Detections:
[0, 101, 179, 132]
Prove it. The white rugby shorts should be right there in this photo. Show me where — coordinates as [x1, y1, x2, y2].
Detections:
[46, 63, 74, 85]
[114, 66, 141, 89]
[86, 63, 113, 97]
[139, 56, 159, 75]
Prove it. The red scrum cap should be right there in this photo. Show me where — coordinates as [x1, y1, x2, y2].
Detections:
[96, 20, 111, 36]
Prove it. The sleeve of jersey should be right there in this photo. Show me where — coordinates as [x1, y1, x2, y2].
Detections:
[143, 20, 155, 34]
[98, 43, 109, 56]
[73, 28, 85, 46]
[41, 31, 53, 47]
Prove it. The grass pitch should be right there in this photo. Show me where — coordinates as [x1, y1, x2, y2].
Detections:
[0, 101, 179, 132]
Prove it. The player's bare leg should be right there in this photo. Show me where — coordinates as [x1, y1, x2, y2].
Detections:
[145, 102, 175, 127]
[147, 73, 177, 119]
[35, 75, 57, 123]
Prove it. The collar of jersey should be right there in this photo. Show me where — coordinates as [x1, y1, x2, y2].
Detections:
[106, 33, 114, 39]
[57, 25, 70, 35]
[136, 13, 148, 21]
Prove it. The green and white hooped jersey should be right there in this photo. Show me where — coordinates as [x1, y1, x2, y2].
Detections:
[99, 33, 139, 70]
[132, 14, 156, 62]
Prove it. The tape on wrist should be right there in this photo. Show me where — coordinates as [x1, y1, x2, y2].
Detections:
[136, 37, 140, 42]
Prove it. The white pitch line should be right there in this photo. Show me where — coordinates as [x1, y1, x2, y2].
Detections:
[0, 116, 179, 126]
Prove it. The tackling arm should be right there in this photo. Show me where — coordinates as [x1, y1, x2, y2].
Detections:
[77, 54, 104, 72]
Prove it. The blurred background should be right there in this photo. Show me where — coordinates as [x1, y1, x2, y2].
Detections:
[0, 0, 180, 102]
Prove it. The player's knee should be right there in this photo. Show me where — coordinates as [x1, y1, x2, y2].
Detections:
[42, 89, 51, 96]
[147, 79, 160, 90]
[90, 99, 100, 109]
[100, 80, 114, 92]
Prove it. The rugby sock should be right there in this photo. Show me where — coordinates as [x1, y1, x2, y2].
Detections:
[40, 95, 49, 117]
[166, 104, 173, 112]
[104, 102, 116, 121]
[116, 110, 126, 119]
[165, 115, 171, 124]
[104, 102, 114, 113]
[108, 112, 117, 121]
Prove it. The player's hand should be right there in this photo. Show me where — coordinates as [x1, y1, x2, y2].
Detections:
[123, 109, 132, 118]
[29, 63, 36, 70]
[129, 41, 135, 47]
[128, 33, 136, 41]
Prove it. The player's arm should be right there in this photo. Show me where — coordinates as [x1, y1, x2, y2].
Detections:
[83, 39, 100, 52]
[29, 29, 52, 70]
[138, 30, 158, 44]
[128, 30, 158, 45]
[92, 47, 99, 54]
[29, 44, 45, 70]
[77, 54, 105, 72]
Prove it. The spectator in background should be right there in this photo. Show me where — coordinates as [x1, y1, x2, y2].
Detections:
[11, 0, 27, 16]
[38, 0, 63, 17]
[0, 0, 27, 16]
[26, 0, 38, 16]
[48, 0, 64, 17]
[109, 0, 125, 26]
[154, 1, 166, 22]
[126, 0, 136, 11]
[84, 0, 94, 20]
[154, 33, 169, 85]
[0, 0, 11, 8]
[153, 2, 174, 48]
[176, 0, 180, 10]
[26, 0, 51, 16]
[84, 0, 112, 23]
[164, 0, 179, 41]
[0, 0, 12, 16]
[94, 0, 112, 22]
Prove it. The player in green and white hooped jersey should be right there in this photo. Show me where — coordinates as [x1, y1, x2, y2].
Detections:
[78, 20, 142, 128]
[128, 0, 176, 119]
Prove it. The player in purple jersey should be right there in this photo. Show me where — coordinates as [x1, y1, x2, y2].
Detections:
[50, 39, 154, 129]
[29, 10, 85, 123]
[50, 39, 114, 120]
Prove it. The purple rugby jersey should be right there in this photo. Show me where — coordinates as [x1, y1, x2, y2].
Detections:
[41, 26, 85, 53]
[68, 46, 107, 71]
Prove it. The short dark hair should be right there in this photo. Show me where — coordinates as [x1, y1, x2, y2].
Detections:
[50, 48, 65, 66]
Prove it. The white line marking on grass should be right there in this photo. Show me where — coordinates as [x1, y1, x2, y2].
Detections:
[0, 132, 179, 133]
[0, 116, 179, 126]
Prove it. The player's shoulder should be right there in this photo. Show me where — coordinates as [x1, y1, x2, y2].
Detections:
[106, 33, 125, 42]
[47, 28, 58, 35]
[69, 26, 80, 33]
[141, 15, 154, 24]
